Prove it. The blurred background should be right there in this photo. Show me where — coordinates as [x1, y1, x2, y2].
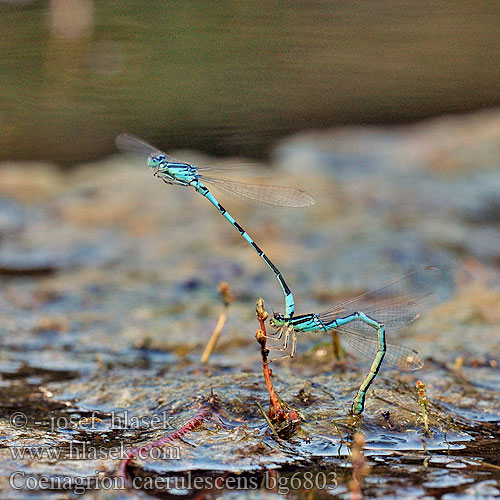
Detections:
[0, 0, 499, 164]
[1, 2, 500, 495]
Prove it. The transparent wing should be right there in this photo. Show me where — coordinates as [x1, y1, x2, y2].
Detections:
[115, 134, 181, 163]
[200, 175, 315, 208]
[115, 133, 158, 155]
[335, 325, 423, 371]
[196, 163, 268, 176]
[318, 267, 441, 331]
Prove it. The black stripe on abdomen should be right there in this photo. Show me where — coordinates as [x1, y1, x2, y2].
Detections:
[251, 241, 263, 256]
[233, 222, 245, 234]
[262, 253, 279, 275]
[277, 273, 291, 295]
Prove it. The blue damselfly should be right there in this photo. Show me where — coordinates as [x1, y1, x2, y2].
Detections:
[269, 267, 441, 414]
[116, 133, 314, 319]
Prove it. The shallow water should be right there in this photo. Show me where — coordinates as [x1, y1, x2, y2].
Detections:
[0, 111, 500, 498]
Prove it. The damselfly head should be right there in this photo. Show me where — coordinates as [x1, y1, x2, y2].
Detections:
[270, 312, 286, 328]
[147, 153, 166, 170]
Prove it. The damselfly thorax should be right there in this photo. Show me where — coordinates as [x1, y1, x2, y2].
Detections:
[148, 153, 200, 186]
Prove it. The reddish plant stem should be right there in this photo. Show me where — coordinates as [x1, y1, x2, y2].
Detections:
[255, 316, 285, 419]
[117, 399, 215, 486]
[255, 298, 300, 425]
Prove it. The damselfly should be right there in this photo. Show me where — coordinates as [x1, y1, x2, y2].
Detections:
[116, 134, 314, 319]
[269, 266, 441, 414]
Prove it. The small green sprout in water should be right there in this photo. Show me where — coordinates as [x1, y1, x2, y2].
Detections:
[201, 282, 234, 364]
[416, 379, 431, 436]
[349, 432, 370, 500]
[256, 401, 279, 438]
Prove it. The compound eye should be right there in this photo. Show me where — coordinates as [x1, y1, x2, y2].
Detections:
[147, 155, 160, 168]
[273, 312, 284, 321]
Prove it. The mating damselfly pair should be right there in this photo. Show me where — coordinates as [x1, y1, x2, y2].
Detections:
[116, 133, 441, 415]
